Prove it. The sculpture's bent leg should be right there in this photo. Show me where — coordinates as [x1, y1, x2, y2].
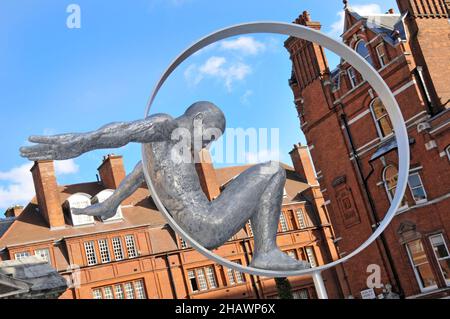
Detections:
[72, 161, 145, 219]
[195, 161, 309, 270]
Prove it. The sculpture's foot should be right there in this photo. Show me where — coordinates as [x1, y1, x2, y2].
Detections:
[72, 204, 116, 220]
[250, 248, 311, 271]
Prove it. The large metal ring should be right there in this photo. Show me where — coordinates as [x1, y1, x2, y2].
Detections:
[141, 22, 410, 277]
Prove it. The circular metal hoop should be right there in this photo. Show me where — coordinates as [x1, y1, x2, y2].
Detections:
[141, 22, 410, 277]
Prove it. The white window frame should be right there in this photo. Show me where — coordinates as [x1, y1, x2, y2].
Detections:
[124, 282, 135, 299]
[14, 251, 30, 260]
[408, 172, 428, 204]
[34, 248, 50, 263]
[429, 234, 450, 286]
[125, 235, 138, 258]
[84, 241, 97, 266]
[292, 289, 309, 299]
[405, 239, 438, 292]
[205, 266, 217, 289]
[347, 67, 358, 88]
[247, 221, 253, 237]
[376, 43, 388, 68]
[370, 98, 394, 140]
[383, 165, 408, 211]
[296, 209, 307, 229]
[305, 247, 317, 267]
[446, 145, 450, 161]
[114, 284, 124, 299]
[279, 212, 289, 232]
[92, 289, 102, 299]
[103, 286, 114, 299]
[112, 237, 124, 261]
[98, 239, 111, 263]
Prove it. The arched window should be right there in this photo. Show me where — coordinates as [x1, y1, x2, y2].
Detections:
[64, 193, 95, 226]
[92, 189, 123, 221]
[383, 165, 407, 208]
[355, 40, 374, 66]
[371, 98, 393, 138]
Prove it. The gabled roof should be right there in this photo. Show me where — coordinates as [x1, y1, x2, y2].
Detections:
[343, 7, 407, 44]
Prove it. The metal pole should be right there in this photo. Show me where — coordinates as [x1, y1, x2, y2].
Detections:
[312, 271, 328, 299]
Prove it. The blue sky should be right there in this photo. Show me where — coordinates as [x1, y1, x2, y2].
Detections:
[0, 0, 397, 210]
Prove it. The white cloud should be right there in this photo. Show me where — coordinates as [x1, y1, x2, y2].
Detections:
[0, 160, 79, 211]
[219, 37, 266, 55]
[240, 90, 254, 105]
[329, 4, 382, 38]
[245, 149, 281, 164]
[185, 56, 251, 91]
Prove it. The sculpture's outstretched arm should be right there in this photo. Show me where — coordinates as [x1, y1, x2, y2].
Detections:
[20, 114, 175, 161]
[72, 161, 145, 219]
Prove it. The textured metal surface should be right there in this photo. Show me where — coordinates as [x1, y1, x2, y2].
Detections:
[21, 102, 309, 271]
[142, 22, 410, 278]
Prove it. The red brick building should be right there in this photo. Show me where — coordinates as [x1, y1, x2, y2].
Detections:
[0, 149, 342, 299]
[285, 0, 450, 299]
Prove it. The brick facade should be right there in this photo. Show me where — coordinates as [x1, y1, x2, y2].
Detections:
[285, 1, 450, 298]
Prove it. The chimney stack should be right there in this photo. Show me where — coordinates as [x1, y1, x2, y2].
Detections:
[289, 144, 318, 186]
[98, 154, 126, 189]
[4, 205, 23, 218]
[31, 161, 65, 229]
[195, 149, 220, 201]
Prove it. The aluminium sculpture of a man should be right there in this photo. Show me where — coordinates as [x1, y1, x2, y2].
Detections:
[20, 101, 310, 271]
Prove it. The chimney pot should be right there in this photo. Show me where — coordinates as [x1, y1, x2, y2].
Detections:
[4, 205, 24, 218]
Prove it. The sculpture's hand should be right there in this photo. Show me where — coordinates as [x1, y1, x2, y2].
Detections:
[20, 133, 87, 161]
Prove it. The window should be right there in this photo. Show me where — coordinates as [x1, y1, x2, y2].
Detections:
[98, 239, 111, 263]
[429, 234, 450, 285]
[92, 189, 123, 221]
[14, 251, 30, 260]
[65, 193, 95, 226]
[383, 165, 408, 208]
[355, 40, 374, 66]
[92, 280, 145, 299]
[292, 289, 309, 299]
[347, 67, 358, 88]
[180, 237, 188, 249]
[286, 250, 298, 259]
[406, 239, 437, 291]
[114, 285, 124, 299]
[188, 270, 199, 292]
[103, 286, 114, 299]
[376, 44, 388, 68]
[84, 241, 97, 266]
[112, 237, 124, 261]
[205, 266, 218, 289]
[296, 209, 307, 229]
[134, 280, 146, 299]
[187, 266, 219, 293]
[408, 173, 427, 204]
[34, 248, 50, 263]
[247, 221, 253, 237]
[371, 98, 393, 138]
[279, 213, 289, 232]
[305, 247, 317, 267]
[226, 261, 246, 286]
[446, 146, 450, 161]
[125, 235, 138, 258]
[124, 282, 135, 299]
[92, 289, 102, 299]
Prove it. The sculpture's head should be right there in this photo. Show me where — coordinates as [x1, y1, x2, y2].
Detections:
[179, 101, 226, 148]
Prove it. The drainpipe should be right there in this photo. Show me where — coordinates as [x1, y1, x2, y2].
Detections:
[164, 253, 178, 299]
[415, 66, 434, 115]
[340, 113, 405, 298]
[241, 238, 261, 299]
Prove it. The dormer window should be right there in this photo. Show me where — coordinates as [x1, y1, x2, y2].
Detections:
[355, 40, 374, 67]
[64, 193, 95, 226]
[347, 67, 358, 88]
[376, 44, 388, 68]
[92, 189, 123, 222]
